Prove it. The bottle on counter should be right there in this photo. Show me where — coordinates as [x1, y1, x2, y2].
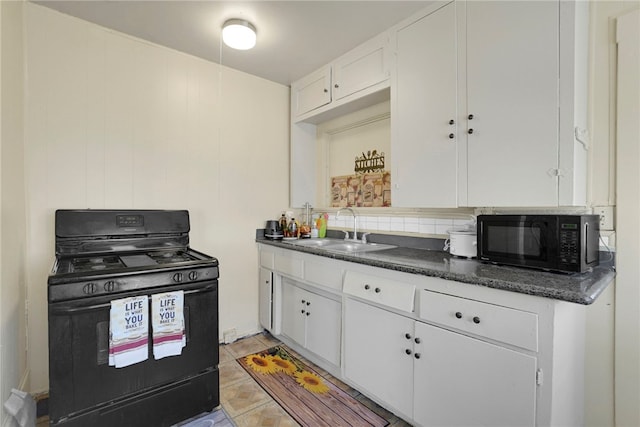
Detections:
[310, 217, 319, 238]
[279, 213, 288, 236]
[317, 214, 327, 238]
[288, 218, 298, 238]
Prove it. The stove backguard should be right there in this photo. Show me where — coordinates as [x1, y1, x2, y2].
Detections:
[54, 210, 191, 256]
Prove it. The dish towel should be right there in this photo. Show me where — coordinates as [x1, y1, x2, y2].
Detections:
[151, 290, 186, 360]
[109, 295, 149, 368]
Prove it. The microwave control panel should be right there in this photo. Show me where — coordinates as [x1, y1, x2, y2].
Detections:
[559, 222, 579, 265]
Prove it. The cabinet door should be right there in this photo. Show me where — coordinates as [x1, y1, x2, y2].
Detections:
[413, 322, 537, 427]
[293, 66, 331, 117]
[464, 1, 559, 207]
[305, 293, 341, 366]
[393, 2, 458, 208]
[333, 35, 388, 101]
[344, 298, 414, 418]
[281, 280, 306, 346]
[258, 268, 273, 331]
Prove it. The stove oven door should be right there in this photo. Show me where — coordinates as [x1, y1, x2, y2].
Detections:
[48, 281, 219, 426]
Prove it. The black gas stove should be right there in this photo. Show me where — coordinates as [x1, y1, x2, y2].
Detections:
[49, 247, 219, 302]
[48, 209, 220, 427]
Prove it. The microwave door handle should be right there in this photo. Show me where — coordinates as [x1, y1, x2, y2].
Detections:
[585, 222, 594, 264]
[584, 222, 589, 264]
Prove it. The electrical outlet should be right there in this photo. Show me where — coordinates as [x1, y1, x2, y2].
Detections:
[594, 206, 614, 230]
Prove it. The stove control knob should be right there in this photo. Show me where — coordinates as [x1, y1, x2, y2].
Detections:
[83, 283, 97, 294]
[188, 271, 198, 281]
[173, 272, 183, 283]
[103, 281, 116, 292]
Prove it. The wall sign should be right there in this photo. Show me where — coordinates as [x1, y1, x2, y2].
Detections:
[354, 150, 385, 174]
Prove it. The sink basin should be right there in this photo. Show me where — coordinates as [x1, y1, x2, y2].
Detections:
[286, 238, 343, 247]
[323, 241, 397, 254]
[285, 238, 396, 253]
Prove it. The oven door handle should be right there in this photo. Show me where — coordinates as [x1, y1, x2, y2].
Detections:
[50, 285, 216, 314]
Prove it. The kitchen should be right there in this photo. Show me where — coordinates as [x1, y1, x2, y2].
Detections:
[0, 1, 638, 427]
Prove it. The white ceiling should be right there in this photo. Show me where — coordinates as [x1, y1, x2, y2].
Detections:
[32, 1, 432, 86]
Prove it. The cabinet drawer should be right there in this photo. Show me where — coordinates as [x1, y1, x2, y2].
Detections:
[274, 253, 304, 279]
[419, 290, 538, 352]
[305, 259, 343, 291]
[260, 250, 274, 269]
[343, 271, 415, 313]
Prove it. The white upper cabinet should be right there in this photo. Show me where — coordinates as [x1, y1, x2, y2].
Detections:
[290, 32, 391, 207]
[462, 1, 560, 207]
[391, 0, 588, 208]
[292, 66, 332, 117]
[332, 37, 388, 102]
[291, 32, 390, 123]
[392, 2, 458, 208]
[459, 0, 588, 207]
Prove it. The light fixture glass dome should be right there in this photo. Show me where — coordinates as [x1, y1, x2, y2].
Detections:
[222, 19, 257, 50]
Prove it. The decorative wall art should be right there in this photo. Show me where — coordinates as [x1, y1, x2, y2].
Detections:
[331, 149, 391, 207]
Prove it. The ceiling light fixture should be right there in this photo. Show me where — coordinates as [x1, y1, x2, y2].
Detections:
[222, 19, 257, 50]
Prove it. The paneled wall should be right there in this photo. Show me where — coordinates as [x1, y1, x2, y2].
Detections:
[25, 4, 289, 392]
[1, 0, 28, 422]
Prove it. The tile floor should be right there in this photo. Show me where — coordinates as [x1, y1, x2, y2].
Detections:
[36, 332, 412, 426]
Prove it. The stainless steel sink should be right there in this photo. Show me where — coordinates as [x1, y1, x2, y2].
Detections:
[324, 241, 396, 253]
[287, 238, 343, 247]
[286, 238, 396, 253]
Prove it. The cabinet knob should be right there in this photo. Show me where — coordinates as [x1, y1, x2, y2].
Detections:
[455, 312, 463, 319]
[449, 119, 455, 125]
[323, 88, 328, 93]
[364, 284, 370, 290]
[374, 287, 381, 293]
[301, 310, 305, 314]
[473, 316, 481, 324]
[405, 333, 412, 340]
[449, 133, 455, 139]
[334, 83, 339, 89]
[265, 280, 270, 284]
[468, 129, 474, 134]
[468, 114, 474, 120]
[301, 300, 305, 304]
[414, 337, 421, 344]
[306, 312, 311, 316]
[414, 353, 421, 359]
[405, 349, 412, 355]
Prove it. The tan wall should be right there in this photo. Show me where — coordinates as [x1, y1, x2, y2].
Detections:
[1, 0, 28, 422]
[24, 3, 289, 392]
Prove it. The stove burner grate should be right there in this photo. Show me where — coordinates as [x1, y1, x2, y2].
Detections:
[70, 256, 124, 273]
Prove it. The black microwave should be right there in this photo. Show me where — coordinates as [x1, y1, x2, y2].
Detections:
[477, 214, 600, 273]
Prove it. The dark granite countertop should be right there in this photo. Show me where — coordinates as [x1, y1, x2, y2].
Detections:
[256, 232, 615, 305]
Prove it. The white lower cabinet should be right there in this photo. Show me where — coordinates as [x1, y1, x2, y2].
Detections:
[413, 322, 537, 427]
[281, 278, 341, 366]
[260, 246, 585, 426]
[258, 267, 273, 331]
[344, 297, 537, 427]
[344, 298, 414, 418]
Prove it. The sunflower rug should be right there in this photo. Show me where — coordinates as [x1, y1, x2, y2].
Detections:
[237, 346, 388, 427]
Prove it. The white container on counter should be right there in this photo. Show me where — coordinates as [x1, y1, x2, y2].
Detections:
[444, 227, 477, 258]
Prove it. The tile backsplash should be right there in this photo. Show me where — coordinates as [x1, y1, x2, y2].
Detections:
[327, 215, 474, 236]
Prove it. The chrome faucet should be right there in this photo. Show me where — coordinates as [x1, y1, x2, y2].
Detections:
[336, 208, 358, 241]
